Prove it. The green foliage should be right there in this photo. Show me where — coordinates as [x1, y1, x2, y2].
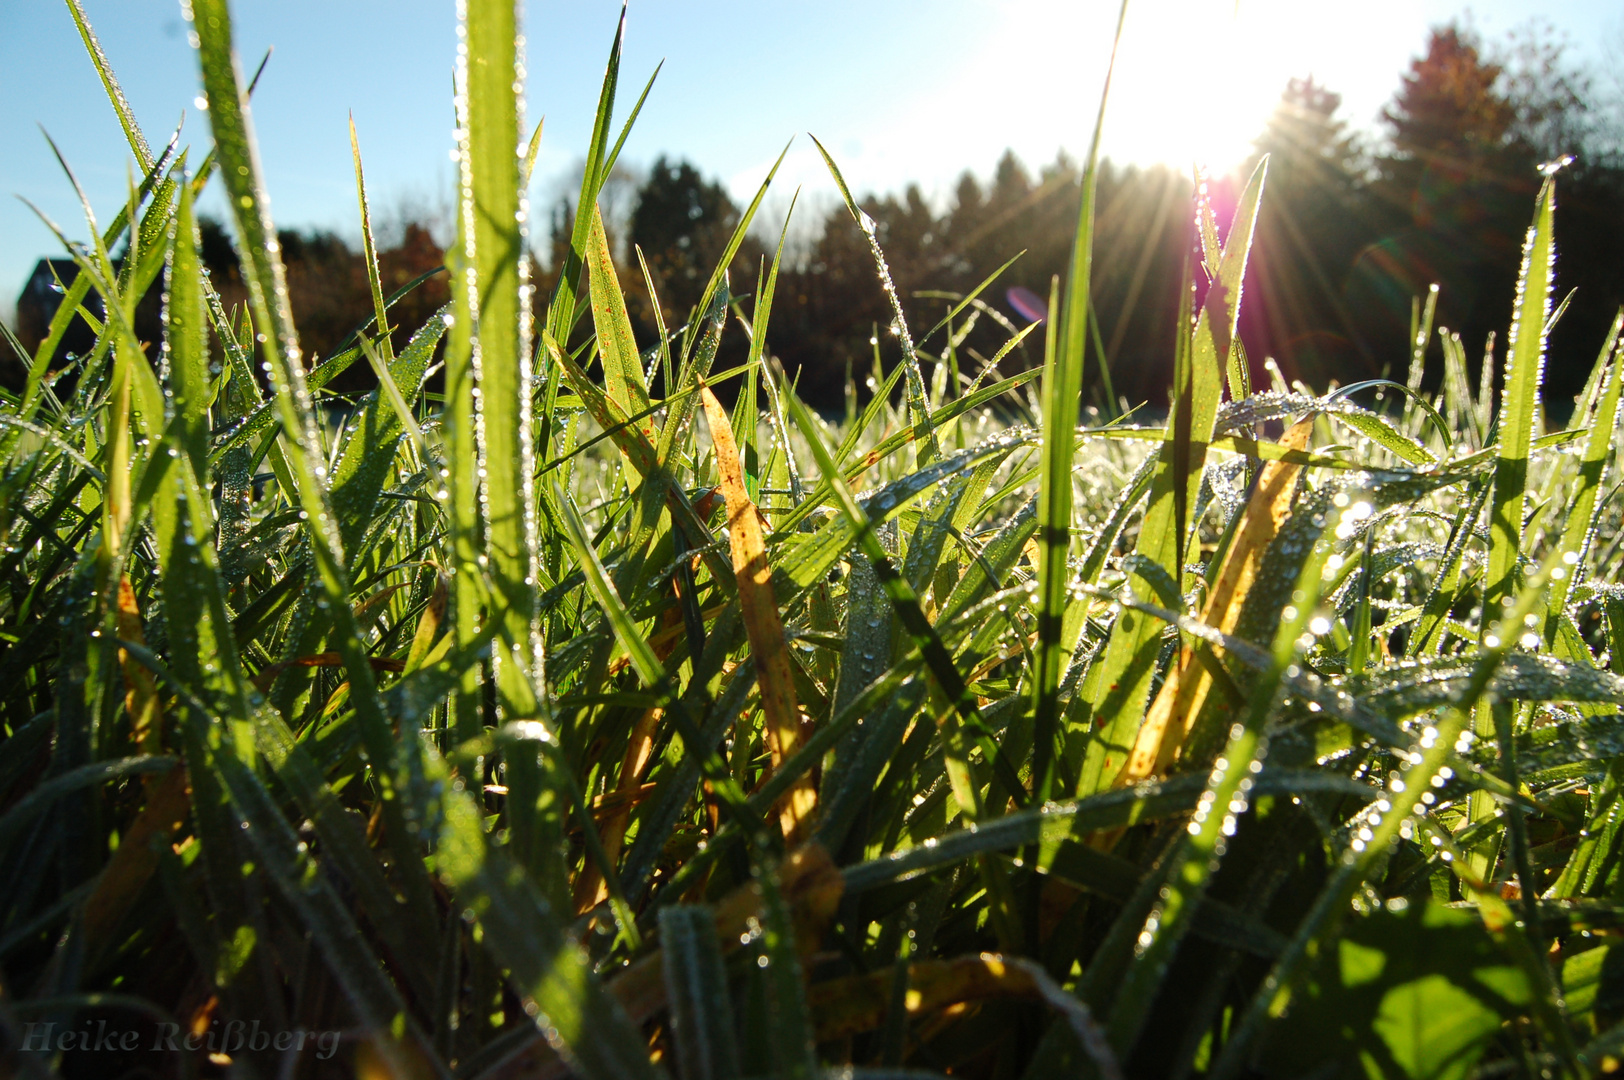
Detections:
[3, 3, 1624, 1079]
[1258, 900, 1533, 1080]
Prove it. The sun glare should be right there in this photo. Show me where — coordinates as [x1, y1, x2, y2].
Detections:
[1108, 2, 1280, 172]
[1028, 0, 1381, 176]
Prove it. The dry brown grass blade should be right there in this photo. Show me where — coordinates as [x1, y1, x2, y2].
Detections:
[81, 764, 190, 959]
[1117, 415, 1314, 787]
[403, 568, 448, 673]
[574, 705, 660, 914]
[806, 954, 1045, 1041]
[700, 383, 815, 842]
[352, 581, 409, 624]
[575, 607, 682, 913]
[250, 652, 406, 692]
[116, 575, 163, 758]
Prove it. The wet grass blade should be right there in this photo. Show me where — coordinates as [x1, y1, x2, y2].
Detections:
[467, 0, 543, 725]
[1484, 175, 1558, 625]
[1545, 312, 1623, 646]
[1106, 483, 1344, 1057]
[543, 5, 624, 350]
[555, 485, 761, 831]
[810, 135, 936, 462]
[660, 905, 742, 1080]
[683, 141, 789, 362]
[753, 855, 820, 1080]
[1118, 415, 1312, 787]
[189, 0, 443, 932]
[1467, 173, 1559, 874]
[783, 390, 1026, 815]
[1208, 546, 1578, 1079]
[349, 116, 395, 364]
[423, 737, 662, 1080]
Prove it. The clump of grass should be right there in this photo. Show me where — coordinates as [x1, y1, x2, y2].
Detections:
[2, 2, 1623, 1078]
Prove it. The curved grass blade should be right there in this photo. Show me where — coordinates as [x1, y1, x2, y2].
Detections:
[784, 390, 1026, 816]
[682, 141, 789, 363]
[542, 4, 624, 350]
[1117, 415, 1312, 788]
[1104, 480, 1344, 1059]
[555, 485, 762, 832]
[188, 0, 444, 932]
[589, 205, 653, 436]
[809, 135, 936, 463]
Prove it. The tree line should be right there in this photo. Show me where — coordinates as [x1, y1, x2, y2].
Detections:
[595, 21, 1620, 411]
[556, 20, 1622, 411]
[13, 21, 1619, 412]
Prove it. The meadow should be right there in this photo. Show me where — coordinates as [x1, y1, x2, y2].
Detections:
[2, 1, 1623, 1078]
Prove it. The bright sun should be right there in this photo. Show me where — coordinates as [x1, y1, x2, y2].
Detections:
[1029, 0, 1370, 176]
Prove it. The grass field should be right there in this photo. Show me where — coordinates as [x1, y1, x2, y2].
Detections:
[2, 1, 1623, 1078]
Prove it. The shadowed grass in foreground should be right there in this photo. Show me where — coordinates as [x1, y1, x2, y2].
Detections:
[1, 2, 1623, 1078]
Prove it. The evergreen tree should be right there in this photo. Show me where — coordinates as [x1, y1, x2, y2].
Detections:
[1242, 77, 1377, 383]
[1381, 26, 1514, 183]
[1255, 77, 1365, 203]
[628, 155, 744, 325]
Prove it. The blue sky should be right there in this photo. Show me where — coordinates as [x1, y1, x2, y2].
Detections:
[2, 0, 1620, 324]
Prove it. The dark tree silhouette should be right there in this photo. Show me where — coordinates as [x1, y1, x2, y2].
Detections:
[1242, 77, 1379, 387]
[628, 155, 747, 327]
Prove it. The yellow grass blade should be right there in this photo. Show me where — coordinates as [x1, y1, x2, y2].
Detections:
[1117, 415, 1314, 786]
[115, 575, 162, 758]
[700, 384, 815, 842]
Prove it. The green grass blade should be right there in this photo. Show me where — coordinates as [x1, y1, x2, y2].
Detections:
[63, 0, 154, 169]
[1209, 545, 1578, 1080]
[1407, 283, 1440, 395]
[1545, 312, 1623, 646]
[543, 5, 624, 349]
[467, 0, 542, 724]
[1034, 0, 1131, 799]
[1467, 173, 1559, 875]
[754, 856, 819, 1080]
[555, 485, 760, 829]
[521, 115, 545, 188]
[588, 204, 653, 432]
[331, 313, 446, 551]
[682, 141, 789, 361]
[165, 176, 209, 472]
[1105, 486, 1340, 1057]
[1484, 176, 1558, 624]
[772, 366, 1039, 536]
[349, 116, 395, 364]
[660, 906, 743, 1080]
[809, 135, 937, 463]
[189, 0, 443, 929]
[783, 389, 1026, 814]
[778, 434, 1036, 591]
